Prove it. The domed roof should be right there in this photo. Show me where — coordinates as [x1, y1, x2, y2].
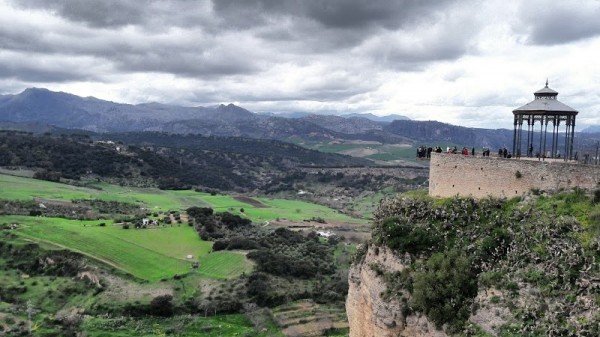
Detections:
[534, 79, 558, 96]
[513, 80, 578, 114]
[534, 86, 558, 95]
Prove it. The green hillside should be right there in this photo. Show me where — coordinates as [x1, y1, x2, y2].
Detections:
[0, 173, 366, 224]
[1, 215, 250, 281]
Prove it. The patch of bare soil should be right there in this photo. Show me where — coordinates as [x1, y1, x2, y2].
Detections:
[340, 148, 378, 157]
[99, 273, 173, 302]
[273, 300, 348, 337]
[32, 197, 75, 207]
[269, 219, 371, 243]
[233, 196, 270, 208]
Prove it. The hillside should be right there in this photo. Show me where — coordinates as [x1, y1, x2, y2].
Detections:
[347, 191, 600, 336]
[0, 174, 364, 336]
[383, 120, 514, 149]
[0, 131, 370, 191]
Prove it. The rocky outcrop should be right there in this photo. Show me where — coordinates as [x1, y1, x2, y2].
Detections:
[346, 245, 445, 337]
[347, 194, 600, 336]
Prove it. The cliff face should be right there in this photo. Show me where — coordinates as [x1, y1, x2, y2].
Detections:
[347, 194, 600, 336]
[346, 245, 445, 337]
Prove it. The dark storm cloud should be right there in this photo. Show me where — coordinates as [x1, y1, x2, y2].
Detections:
[211, 0, 467, 57]
[115, 49, 260, 78]
[519, 2, 600, 45]
[14, 0, 145, 27]
[366, 37, 468, 69]
[212, 0, 453, 30]
[0, 54, 100, 82]
[11, 0, 212, 30]
[1, 0, 480, 105]
[0, 15, 263, 79]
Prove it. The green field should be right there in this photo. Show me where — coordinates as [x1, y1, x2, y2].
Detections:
[204, 195, 366, 224]
[0, 174, 211, 211]
[0, 174, 366, 224]
[1, 215, 251, 281]
[0, 173, 366, 281]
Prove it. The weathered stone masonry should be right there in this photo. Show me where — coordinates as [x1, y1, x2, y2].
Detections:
[429, 153, 600, 198]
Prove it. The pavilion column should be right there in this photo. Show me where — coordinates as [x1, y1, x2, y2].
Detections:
[569, 116, 576, 160]
[539, 116, 544, 157]
[542, 116, 549, 157]
[512, 116, 518, 157]
[527, 116, 533, 157]
[564, 117, 569, 160]
[550, 116, 557, 158]
[518, 116, 524, 158]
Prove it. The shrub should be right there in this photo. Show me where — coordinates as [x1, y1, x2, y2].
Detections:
[29, 210, 42, 216]
[593, 189, 600, 204]
[149, 294, 174, 317]
[186, 207, 213, 219]
[380, 217, 438, 255]
[412, 250, 477, 332]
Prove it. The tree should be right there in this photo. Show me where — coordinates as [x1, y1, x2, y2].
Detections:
[149, 294, 174, 317]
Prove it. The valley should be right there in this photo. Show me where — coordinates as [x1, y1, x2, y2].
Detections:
[0, 171, 379, 336]
[2, 88, 599, 336]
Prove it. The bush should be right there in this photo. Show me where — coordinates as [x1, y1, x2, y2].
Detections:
[149, 294, 174, 317]
[380, 217, 438, 255]
[122, 223, 130, 229]
[187, 207, 214, 219]
[212, 240, 229, 251]
[412, 250, 477, 332]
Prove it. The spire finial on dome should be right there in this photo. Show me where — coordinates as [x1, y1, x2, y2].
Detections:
[545, 78, 548, 87]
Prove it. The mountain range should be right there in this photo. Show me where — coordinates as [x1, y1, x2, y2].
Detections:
[6, 87, 600, 151]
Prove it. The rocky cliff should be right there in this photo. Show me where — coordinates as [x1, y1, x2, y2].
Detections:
[346, 245, 445, 337]
[347, 193, 600, 336]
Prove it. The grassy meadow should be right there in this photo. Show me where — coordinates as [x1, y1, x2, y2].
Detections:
[0, 173, 365, 224]
[0, 173, 366, 281]
[0, 215, 252, 281]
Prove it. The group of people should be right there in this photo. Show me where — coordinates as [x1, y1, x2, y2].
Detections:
[416, 145, 520, 159]
[446, 146, 477, 156]
[415, 143, 588, 162]
[416, 145, 443, 159]
[498, 147, 512, 158]
[416, 145, 492, 159]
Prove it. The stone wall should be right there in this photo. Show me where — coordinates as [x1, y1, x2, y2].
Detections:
[429, 153, 600, 198]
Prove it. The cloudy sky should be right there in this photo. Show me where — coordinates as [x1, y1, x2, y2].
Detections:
[1, 0, 600, 129]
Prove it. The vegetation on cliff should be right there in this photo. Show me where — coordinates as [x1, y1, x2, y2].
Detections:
[362, 189, 600, 335]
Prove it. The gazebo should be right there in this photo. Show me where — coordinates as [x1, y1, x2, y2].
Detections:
[512, 80, 578, 160]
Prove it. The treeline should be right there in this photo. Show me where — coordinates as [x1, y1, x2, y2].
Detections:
[0, 131, 370, 191]
[102, 132, 371, 167]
